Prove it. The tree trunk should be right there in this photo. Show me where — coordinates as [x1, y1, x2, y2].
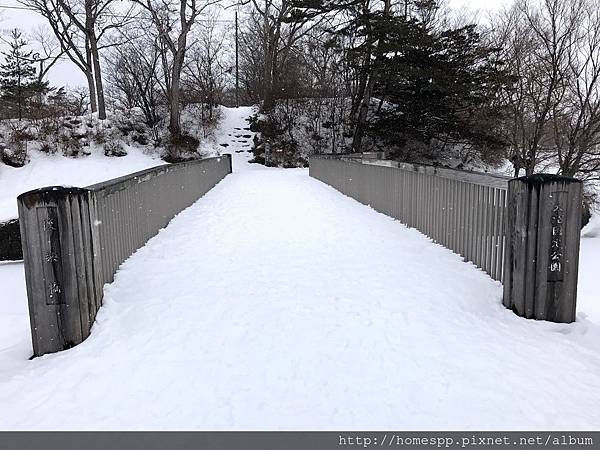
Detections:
[84, 37, 98, 114]
[261, 0, 275, 112]
[352, 74, 376, 152]
[86, 71, 98, 114]
[169, 53, 183, 137]
[89, 33, 106, 120]
[351, 53, 370, 121]
[262, 43, 275, 112]
[351, 0, 391, 153]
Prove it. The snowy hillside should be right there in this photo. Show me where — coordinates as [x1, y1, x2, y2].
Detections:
[0, 146, 164, 222]
[0, 105, 234, 222]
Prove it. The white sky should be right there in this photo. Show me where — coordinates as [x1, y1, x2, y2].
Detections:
[0, 0, 513, 89]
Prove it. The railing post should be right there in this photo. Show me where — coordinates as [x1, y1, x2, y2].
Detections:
[18, 187, 97, 356]
[503, 174, 582, 323]
[224, 153, 232, 173]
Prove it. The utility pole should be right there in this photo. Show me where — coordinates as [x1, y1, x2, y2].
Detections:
[235, 10, 239, 108]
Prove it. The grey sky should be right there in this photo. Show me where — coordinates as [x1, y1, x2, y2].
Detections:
[0, 0, 513, 88]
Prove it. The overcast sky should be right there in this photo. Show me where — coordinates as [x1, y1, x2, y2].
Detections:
[0, 0, 514, 88]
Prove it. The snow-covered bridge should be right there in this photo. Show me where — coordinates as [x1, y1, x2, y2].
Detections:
[1, 108, 600, 430]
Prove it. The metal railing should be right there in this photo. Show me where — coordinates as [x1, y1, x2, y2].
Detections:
[18, 155, 232, 356]
[309, 155, 510, 282]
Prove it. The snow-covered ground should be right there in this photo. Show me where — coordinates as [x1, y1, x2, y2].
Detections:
[0, 107, 599, 430]
[580, 213, 600, 322]
[0, 146, 165, 223]
[0, 262, 29, 377]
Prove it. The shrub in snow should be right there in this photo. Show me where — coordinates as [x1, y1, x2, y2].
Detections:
[118, 110, 147, 137]
[38, 141, 56, 154]
[0, 127, 31, 167]
[132, 133, 149, 146]
[92, 127, 107, 144]
[59, 135, 85, 157]
[248, 99, 355, 167]
[0, 102, 225, 168]
[164, 134, 200, 163]
[0, 142, 27, 167]
[582, 191, 597, 229]
[180, 104, 223, 142]
[104, 140, 128, 157]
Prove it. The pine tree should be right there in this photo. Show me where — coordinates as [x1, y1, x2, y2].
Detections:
[290, 0, 510, 162]
[0, 29, 49, 120]
[371, 18, 510, 161]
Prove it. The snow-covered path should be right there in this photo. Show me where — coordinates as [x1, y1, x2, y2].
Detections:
[1, 107, 600, 430]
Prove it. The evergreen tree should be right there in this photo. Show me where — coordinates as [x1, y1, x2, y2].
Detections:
[0, 29, 49, 120]
[372, 18, 510, 161]
[291, 1, 510, 162]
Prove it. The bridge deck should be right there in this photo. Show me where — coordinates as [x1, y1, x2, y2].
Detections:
[1, 108, 599, 430]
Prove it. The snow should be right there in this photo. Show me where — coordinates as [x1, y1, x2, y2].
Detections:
[0, 262, 29, 376]
[0, 146, 165, 222]
[579, 213, 600, 322]
[0, 107, 599, 430]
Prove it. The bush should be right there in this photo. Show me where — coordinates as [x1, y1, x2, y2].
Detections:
[104, 140, 128, 157]
[164, 134, 199, 163]
[132, 132, 149, 146]
[39, 141, 56, 154]
[0, 142, 27, 167]
[0, 128, 30, 167]
[582, 191, 597, 229]
[92, 127, 108, 145]
[60, 135, 84, 157]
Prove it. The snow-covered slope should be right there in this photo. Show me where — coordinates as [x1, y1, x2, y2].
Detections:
[0, 146, 165, 222]
[0, 107, 599, 430]
[210, 105, 260, 170]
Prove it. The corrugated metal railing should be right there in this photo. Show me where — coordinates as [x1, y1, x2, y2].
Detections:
[18, 155, 232, 356]
[89, 156, 230, 285]
[310, 155, 510, 282]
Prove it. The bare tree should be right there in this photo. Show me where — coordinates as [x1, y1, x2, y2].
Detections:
[132, 0, 219, 138]
[19, 0, 133, 119]
[183, 16, 231, 120]
[550, 0, 600, 180]
[30, 27, 65, 84]
[107, 30, 163, 128]
[238, 8, 267, 103]
[493, 0, 585, 175]
[247, 0, 324, 112]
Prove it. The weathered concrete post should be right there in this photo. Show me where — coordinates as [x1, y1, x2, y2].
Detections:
[18, 187, 98, 356]
[503, 174, 582, 323]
